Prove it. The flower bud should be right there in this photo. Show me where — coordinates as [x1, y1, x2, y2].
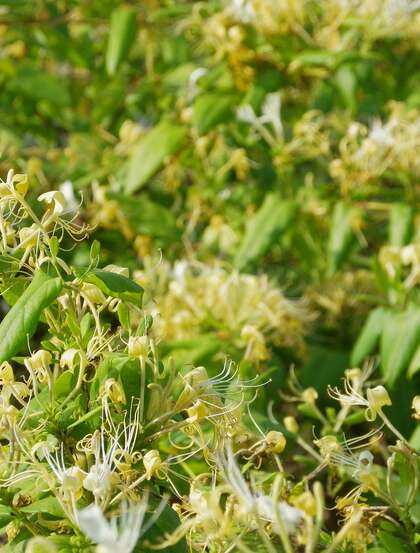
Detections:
[101, 378, 126, 405]
[283, 416, 299, 434]
[314, 435, 340, 458]
[187, 400, 210, 421]
[301, 387, 318, 405]
[412, 396, 420, 420]
[128, 336, 149, 359]
[265, 431, 286, 454]
[292, 491, 316, 516]
[143, 450, 163, 480]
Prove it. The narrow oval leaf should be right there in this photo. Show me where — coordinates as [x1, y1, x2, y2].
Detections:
[76, 267, 143, 304]
[389, 203, 414, 246]
[106, 6, 137, 76]
[327, 201, 358, 274]
[0, 270, 62, 364]
[234, 195, 296, 270]
[126, 121, 187, 193]
[407, 344, 420, 378]
[380, 307, 420, 388]
[192, 92, 236, 134]
[351, 307, 388, 367]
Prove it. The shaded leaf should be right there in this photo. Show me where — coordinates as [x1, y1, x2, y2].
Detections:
[351, 307, 388, 367]
[380, 307, 420, 387]
[0, 270, 62, 364]
[389, 203, 414, 246]
[75, 267, 143, 304]
[328, 201, 358, 274]
[106, 6, 137, 76]
[126, 121, 187, 193]
[192, 92, 236, 134]
[234, 195, 296, 270]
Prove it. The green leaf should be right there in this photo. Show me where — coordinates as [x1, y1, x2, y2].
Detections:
[21, 496, 64, 518]
[76, 267, 143, 304]
[407, 344, 420, 378]
[327, 201, 358, 274]
[380, 307, 420, 387]
[0, 254, 19, 272]
[192, 92, 236, 134]
[90, 353, 143, 403]
[389, 203, 414, 246]
[0, 270, 62, 364]
[141, 499, 188, 553]
[234, 195, 296, 270]
[351, 307, 388, 367]
[335, 64, 357, 112]
[117, 302, 130, 330]
[106, 6, 137, 76]
[0, 504, 13, 532]
[160, 334, 223, 367]
[409, 425, 420, 450]
[111, 193, 180, 241]
[126, 121, 187, 193]
[13, 65, 71, 107]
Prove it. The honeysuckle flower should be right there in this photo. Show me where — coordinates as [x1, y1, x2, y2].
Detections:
[60, 348, 86, 371]
[260, 92, 283, 139]
[77, 499, 148, 553]
[143, 449, 164, 480]
[128, 336, 149, 359]
[218, 446, 303, 534]
[24, 350, 52, 391]
[412, 396, 420, 420]
[100, 379, 126, 405]
[38, 190, 66, 215]
[0, 169, 28, 198]
[59, 180, 79, 213]
[43, 444, 84, 496]
[328, 378, 392, 422]
[81, 430, 120, 502]
[18, 224, 40, 251]
[0, 362, 29, 402]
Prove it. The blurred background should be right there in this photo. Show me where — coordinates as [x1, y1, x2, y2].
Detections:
[0, 1, 419, 441]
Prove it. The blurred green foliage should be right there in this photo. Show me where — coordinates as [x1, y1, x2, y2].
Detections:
[0, 4, 419, 548]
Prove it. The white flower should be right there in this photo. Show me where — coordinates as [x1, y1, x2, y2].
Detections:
[77, 499, 148, 553]
[43, 444, 84, 495]
[218, 445, 303, 534]
[59, 180, 79, 212]
[260, 93, 283, 138]
[227, 0, 256, 23]
[237, 104, 258, 124]
[368, 119, 395, 148]
[38, 190, 66, 215]
[82, 430, 119, 500]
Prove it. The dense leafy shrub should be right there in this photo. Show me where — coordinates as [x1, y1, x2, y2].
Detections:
[0, 1, 418, 551]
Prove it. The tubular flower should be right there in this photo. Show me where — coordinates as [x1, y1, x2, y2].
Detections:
[77, 498, 149, 553]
